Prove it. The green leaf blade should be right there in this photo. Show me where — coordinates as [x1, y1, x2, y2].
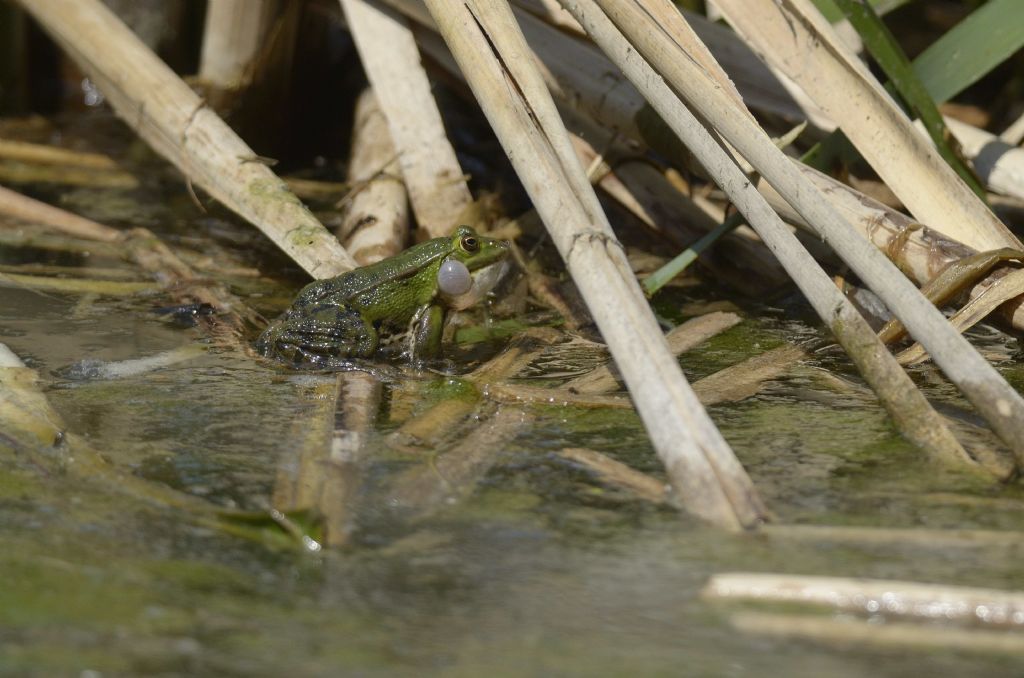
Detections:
[912, 0, 1024, 104]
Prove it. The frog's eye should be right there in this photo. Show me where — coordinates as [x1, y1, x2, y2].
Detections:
[460, 235, 479, 252]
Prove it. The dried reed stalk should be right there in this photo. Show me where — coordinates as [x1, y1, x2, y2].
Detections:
[199, 0, 278, 89]
[424, 0, 767, 529]
[0, 271, 157, 296]
[0, 138, 123, 169]
[16, 0, 356, 278]
[704, 573, 1024, 628]
[480, 313, 744, 412]
[567, 131, 791, 295]
[0, 161, 138, 190]
[339, 89, 409, 264]
[1003, 112, 1024, 145]
[384, 0, 1024, 339]
[765, 523, 1024, 548]
[586, 0, 1024, 466]
[712, 0, 1020, 253]
[0, 184, 119, 242]
[759, 165, 1024, 335]
[340, 0, 472, 238]
[564, 0, 979, 472]
[690, 345, 806, 404]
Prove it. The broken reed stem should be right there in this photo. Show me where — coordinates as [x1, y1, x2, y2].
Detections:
[16, 0, 356, 279]
[199, 0, 278, 89]
[424, 0, 767, 530]
[0, 271, 157, 296]
[950, 117, 1024, 203]
[703, 573, 1024, 628]
[896, 268, 1024, 366]
[0, 184, 120, 242]
[587, 0, 1024, 467]
[340, 0, 472, 238]
[0, 138, 123, 169]
[339, 88, 409, 264]
[393, 328, 561, 447]
[489, 344, 802, 410]
[563, 0, 979, 472]
[690, 344, 806, 404]
[759, 166, 977, 286]
[0, 139, 139, 188]
[0, 161, 138, 190]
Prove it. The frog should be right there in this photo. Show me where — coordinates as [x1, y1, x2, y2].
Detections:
[257, 226, 510, 368]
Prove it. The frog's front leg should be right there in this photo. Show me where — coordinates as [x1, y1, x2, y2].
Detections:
[409, 304, 445, 360]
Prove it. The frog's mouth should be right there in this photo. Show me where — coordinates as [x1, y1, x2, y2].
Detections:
[441, 259, 510, 311]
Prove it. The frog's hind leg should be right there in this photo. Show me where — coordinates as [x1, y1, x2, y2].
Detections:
[262, 305, 378, 367]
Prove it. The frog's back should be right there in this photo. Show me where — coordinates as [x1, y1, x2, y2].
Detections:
[291, 237, 448, 314]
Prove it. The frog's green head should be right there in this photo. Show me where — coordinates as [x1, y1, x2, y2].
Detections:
[445, 226, 509, 271]
[437, 226, 510, 307]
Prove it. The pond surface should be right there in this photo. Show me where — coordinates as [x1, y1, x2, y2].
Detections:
[2, 123, 1024, 677]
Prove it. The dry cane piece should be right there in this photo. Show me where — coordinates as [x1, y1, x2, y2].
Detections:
[16, 0, 356, 278]
[424, 0, 768, 530]
[583, 0, 1024, 466]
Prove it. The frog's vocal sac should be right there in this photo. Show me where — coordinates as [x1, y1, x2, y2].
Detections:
[257, 226, 510, 368]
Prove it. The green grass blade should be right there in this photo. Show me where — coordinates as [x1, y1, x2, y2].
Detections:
[912, 0, 1024, 104]
[641, 212, 746, 297]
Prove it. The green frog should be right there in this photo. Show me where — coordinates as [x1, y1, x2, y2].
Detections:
[257, 226, 510, 368]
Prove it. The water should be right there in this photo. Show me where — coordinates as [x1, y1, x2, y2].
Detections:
[2, 129, 1024, 677]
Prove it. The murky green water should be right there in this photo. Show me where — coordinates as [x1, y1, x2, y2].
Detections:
[3, 130, 1024, 677]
